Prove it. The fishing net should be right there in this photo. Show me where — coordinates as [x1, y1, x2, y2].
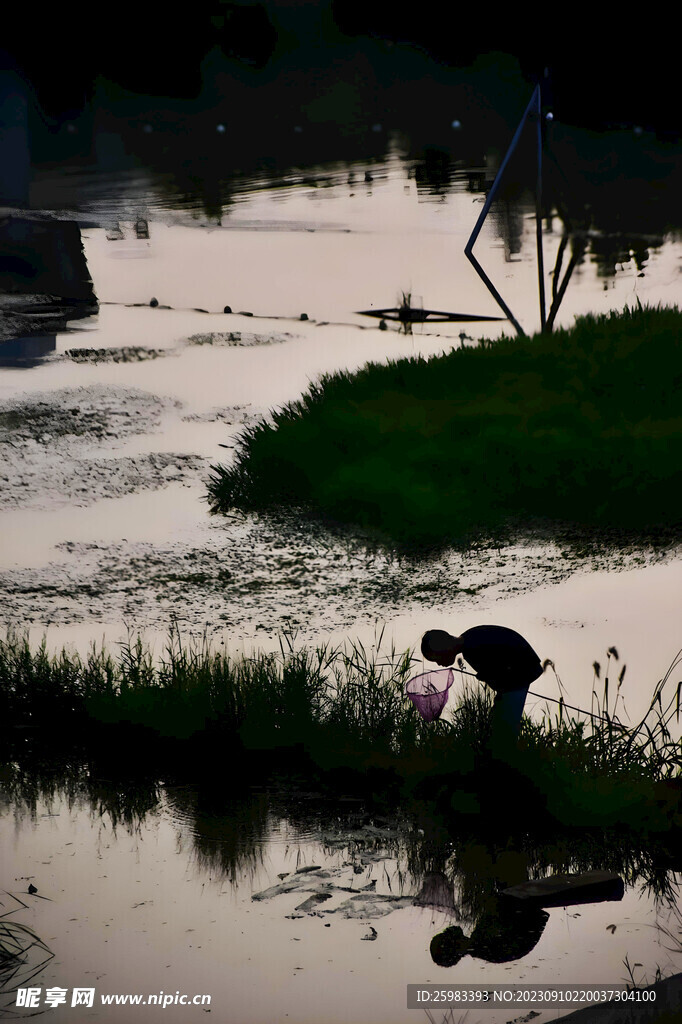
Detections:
[405, 668, 454, 722]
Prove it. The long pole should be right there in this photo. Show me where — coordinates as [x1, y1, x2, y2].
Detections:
[465, 84, 547, 338]
[536, 86, 546, 332]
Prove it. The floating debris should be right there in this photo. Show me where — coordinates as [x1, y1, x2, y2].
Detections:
[357, 306, 504, 324]
[501, 871, 624, 908]
[294, 893, 333, 913]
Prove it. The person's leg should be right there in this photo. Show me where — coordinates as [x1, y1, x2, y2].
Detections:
[489, 687, 529, 761]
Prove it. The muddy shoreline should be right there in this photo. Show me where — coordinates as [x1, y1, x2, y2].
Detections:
[0, 374, 676, 643]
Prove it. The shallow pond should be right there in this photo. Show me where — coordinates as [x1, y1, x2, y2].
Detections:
[2, 774, 682, 1023]
[3, 135, 682, 1021]
[1, 146, 681, 722]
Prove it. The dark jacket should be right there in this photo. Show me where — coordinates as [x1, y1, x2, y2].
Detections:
[460, 625, 543, 694]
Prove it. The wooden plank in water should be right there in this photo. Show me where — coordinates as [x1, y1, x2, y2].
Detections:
[501, 870, 624, 908]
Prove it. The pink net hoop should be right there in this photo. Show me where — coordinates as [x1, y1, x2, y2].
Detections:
[405, 668, 455, 722]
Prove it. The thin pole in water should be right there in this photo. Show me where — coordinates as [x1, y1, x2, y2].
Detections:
[453, 665, 627, 728]
[464, 84, 544, 338]
[535, 85, 547, 332]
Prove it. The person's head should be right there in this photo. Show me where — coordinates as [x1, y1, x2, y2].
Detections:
[421, 629, 463, 667]
[429, 925, 471, 967]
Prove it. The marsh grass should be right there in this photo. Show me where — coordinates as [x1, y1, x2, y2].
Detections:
[208, 304, 682, 549]
[0, 892, 54, 1007]
[511, 648, 682, 828]
[2, 629, 682, 830]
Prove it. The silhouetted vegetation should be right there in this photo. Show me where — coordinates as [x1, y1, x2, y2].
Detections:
[0, 893, 54, 1008]
[208, 305, 682, 550]
[2, 630, 681, 833]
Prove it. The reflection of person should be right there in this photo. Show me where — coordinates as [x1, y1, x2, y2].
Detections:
[429, 902, 549, 966]
[421, 626, 543, 757]
[415, 859, 549, 968]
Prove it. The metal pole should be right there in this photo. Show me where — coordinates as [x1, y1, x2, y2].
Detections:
[464, 84, 541, 339]
[536, 86, 547, 332]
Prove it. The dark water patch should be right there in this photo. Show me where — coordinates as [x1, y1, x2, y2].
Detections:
[63, 346, 168, 363]
[0, 452, 204, 511]
[3, 747, 681, 938]
[0, 755, 161, 832]
[0, 334, 57, 366]
[186, 331, 292, 347]
[181, 403, 253, 425]
[0, 385, 170, 445]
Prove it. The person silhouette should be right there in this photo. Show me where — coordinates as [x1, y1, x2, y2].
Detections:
[421, 626, 543, 758]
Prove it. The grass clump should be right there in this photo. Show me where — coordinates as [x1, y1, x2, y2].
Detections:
[0, 626, 421, 758]
[208, 304, 682, 548]
[1, 893, 54, 1008]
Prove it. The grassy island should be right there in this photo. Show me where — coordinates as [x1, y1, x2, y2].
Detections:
[208, 305, 682, 548]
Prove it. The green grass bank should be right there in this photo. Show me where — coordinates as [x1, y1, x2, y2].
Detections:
[2, 630, 681, 833]
[208, 305, 682, 548]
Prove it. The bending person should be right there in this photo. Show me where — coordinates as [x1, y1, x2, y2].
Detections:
[421, 625, 543, 759]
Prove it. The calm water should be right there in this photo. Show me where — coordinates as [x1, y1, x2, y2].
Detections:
[2, 129, 682, 1021]
[2, 772, 682, 1024]
[2, 136, 681, 713]
[27, 127, 682, 337]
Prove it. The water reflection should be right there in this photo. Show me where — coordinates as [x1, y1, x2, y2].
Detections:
[28, 117, 682, 295]
[415, 843, 627, 967]
[0, 754, 160, 832]
[2, 757, 682, 1004]
[429, 903, 549, 967]
[165, 784, 270, 884]
[0, 334, 56, 366]
[3, 756, 681, 910]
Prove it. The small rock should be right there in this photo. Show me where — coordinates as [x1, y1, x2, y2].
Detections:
[379, 319, 387, 331]
[149, 298, 159, 307]
[300, 313, 309, 321]
[28, 883, 38, 895]
[223, 305, 232, 314]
